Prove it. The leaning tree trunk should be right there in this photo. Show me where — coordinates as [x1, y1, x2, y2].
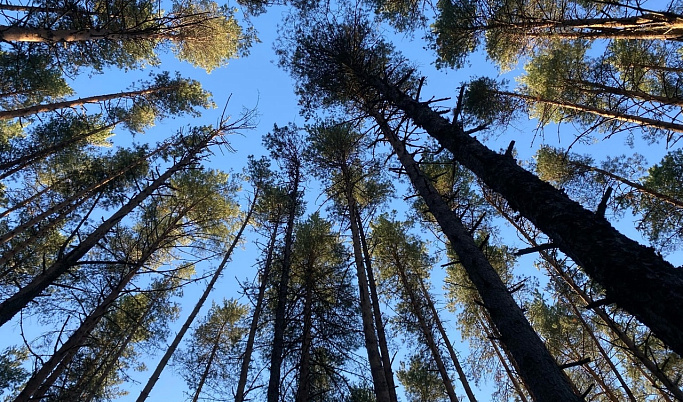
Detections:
[136, 191, 258, 402]
[14, 208, 184, 402]
[350, 63, 683, 356]
[374, 113, 581, 401]
[486, 194, 683, 400]
[235, 218, 280, 402]
[499, 90, 683, 134]
[417, 277, 478, 402]
[0, 85, 176, 120]
[356, 215, 398, 402]
[392, 255, 459, 402]
[0, 134, 210, 327]
[0, 25, 173, 43]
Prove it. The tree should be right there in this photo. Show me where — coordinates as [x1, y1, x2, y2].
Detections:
[0, 71, 212, 123]
[289, 213, 361, 402]
[0, 120, 242, 326]
[431, 0, 683, 70]
[372, 215, 475, 402]
[263, 124, 306, 402]
[0, 0, 254, 72]
[283, 18, 683, 356]
[306, 120, 397, 402]
[175, 299, 248, 402]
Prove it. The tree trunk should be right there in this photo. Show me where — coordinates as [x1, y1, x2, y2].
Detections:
[486, 195, 683, 400]
[0, 136, 206, 327]
[235, 219, 280, 402]
[0, 122, 118, 181]
[356, 214, 398, 402]
[191, 322, 226, 402]
[499, 90, 683, 134]
[374, 113, 581, 401]
[392, 254, 459, 402]
[267, 172, 301, 402]
[0, 25, 172, 43]
[136, 190, 258, 402]
[566, 158, 683, 209]
[417, 277, 478, 402]
[0, 85, 176, 120]
[352, 65, 683, 356]
[347, 197, 392, 402]
[295, 266, 314, 402]
[14, 210, 183, 402]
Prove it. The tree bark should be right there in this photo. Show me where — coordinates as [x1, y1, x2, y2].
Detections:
[391, 251, 459, 402]
[374, 113, 581, 401]
[499, 90, 683, 134]
[0, 85, 176, 120]
[356, 214, 398, 402]
[417, 277, 478, 402]
[352, 65, 683, 356]
[0, 25, 173, 43]
[235, 219, 280, 402]
[487, 195, 683, 400]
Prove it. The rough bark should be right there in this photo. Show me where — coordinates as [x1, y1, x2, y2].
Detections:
[353, 67, 683, 356]
[374, 113, 580, 401]
[487, 196, 683, 400]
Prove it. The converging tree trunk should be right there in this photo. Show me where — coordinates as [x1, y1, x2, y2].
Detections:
[374, 112, 581, 401]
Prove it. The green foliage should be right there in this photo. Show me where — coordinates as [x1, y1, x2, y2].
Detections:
[431, 0, 479, 69]
[0, 347, 28, 397]
[169, 0, 255, 72]
[175, 299, 248, 399]
[396, 353, 448, 402]
[462, 77, 519, 127]
[629, 150, 683, 251]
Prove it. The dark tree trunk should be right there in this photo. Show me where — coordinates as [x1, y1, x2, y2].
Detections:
[136, 189, 258, 402]
[353, 66, 683, 356]
[417, 277, 478, 402]
[267, 172, 301, 402]
[235, 219, 280, 402]
[356, 215, 398, 402]
[374, 113, 581, 401]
